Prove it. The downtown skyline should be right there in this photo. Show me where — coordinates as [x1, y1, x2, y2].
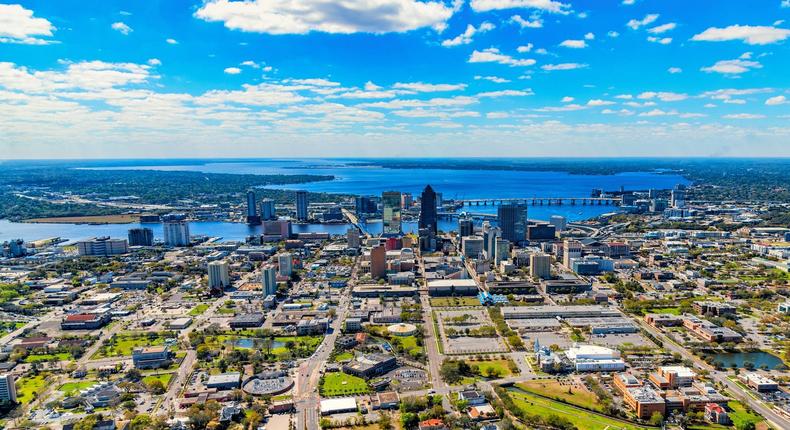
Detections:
[1, 0, 790, 158]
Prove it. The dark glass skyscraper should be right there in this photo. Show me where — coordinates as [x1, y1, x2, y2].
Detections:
[418, 185, 437, 235]
[497, 203, 527, 243]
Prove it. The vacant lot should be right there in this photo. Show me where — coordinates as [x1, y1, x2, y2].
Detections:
[516, 379, 602, 411]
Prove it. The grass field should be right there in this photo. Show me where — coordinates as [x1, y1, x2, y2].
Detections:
[92, 332, 172, 358]
[516, 379, 602, 411]
[58, 381, 97, 396]
[430, 297, 481, 307]
[333, 352, 354, 362]
[727, 401, 763, 429]
[143, 373, 174, 387]
[188, 304, 210, 316]
[647, 307, 681, 315]
[508, 388, 653, 430]
[16, 374, 49, 404]
[24, 352, 72, 363]
[321, 372, 369, 396]
[390, 335, 424, 359]
[471, 359, 518, 378]
[24, 214, 140, 224]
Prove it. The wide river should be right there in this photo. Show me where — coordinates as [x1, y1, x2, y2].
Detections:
[2, 159, 690, 243]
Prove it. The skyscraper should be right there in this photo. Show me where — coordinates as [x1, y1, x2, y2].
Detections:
[494, 237, 510, 264]
[163, 213, 190, 247]
[278, 253, 293, 277]
[563, 240, 582, 268]
[295, 190, 308, 222]
[418, 185, 437, 236]
[347, 228, 361, 249]
[458, 215, 474, 237]
[370, 244, 386, 279]
[530, 253, 552, 279]
[671, 186, 686, 209]
[246, 190, 260, 225]
[128, 227, 154, 246]
[382, 191, 402, 235]
[261, 264, 277, 296]
[208, 260, 230, 291]
[0, 373, 17, 403]
[497, 203, 527, 243]
[260, 199, 276, 220]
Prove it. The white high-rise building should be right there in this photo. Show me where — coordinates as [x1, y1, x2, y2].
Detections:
[207, 260, 230, 290]
[278, 253, 293, 277]
[76, 237, 128, 256]
[163, 219, 190, 247]
[262, 264, 277, 296]
[0, 373, 17, 403]
[563, 240, 583, 268]
[549, 215, 567, 232]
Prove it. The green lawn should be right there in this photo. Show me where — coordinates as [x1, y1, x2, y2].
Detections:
[16, 374, 49, 404]
[188, 303, 210, 316]
[390, 335, 424, 359]
[24, 352, 72, 363]
[143, 373, 174, 387]
[647, 307, 681, 315]
[727, 401, 762, 429]
[92, 332, 172, 358]
[333, 352, 354, 362]
[272, 336, 322, 357]
[516, 380, 602, 411]
[321, 372, 369, 396]
[471, 359, 518, 378]
[58, 381, 97, 396]
[430, 297, 481, 307]
[508, 389, 653, 430]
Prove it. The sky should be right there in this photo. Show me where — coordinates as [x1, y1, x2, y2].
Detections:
[1, 0, 789, 159]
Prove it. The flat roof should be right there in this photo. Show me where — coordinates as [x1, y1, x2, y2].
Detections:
[207, 372, 241, 384]
[427, 279, 478, 287]
[320, 397, 357, 414]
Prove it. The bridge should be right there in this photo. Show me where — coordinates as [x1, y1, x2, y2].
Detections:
[457, 197, 621, 206]
[438, 212, 498, 221]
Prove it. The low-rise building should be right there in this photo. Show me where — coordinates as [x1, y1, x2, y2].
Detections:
[132, 346, 171, 369]
[206, 372, 241, 390]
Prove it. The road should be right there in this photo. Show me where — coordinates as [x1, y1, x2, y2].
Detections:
[634, 317, 790, 429]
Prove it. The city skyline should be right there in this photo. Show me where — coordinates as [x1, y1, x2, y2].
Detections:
[1, 0, 790, 158]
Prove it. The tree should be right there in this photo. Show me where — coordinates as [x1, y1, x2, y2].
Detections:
[147, 379, 166, 394]
[649, 411, 663, 426]
[126, 368, 142, 382]
[379, 413, 393, 430]
[245, 410, 262, 430]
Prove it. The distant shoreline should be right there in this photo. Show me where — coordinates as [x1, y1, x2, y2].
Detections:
[22, 214, 141, 225]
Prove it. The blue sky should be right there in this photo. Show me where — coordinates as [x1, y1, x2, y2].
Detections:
[1, 0, 789, 158]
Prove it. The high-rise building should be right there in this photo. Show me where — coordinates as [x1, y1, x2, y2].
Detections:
[261, 264, 277, 296]
[484, 225, 501, 258]
[295, 191, 309, 222]
[382, 191, 402, 235]
[370, 244, 386, 279]
[462, 236, 484, 259]
[347, 228, 361, 249]
[670, 187, 686, 209]
[0, 373, 17, 403]
[163, 214, 190, 247]
[458, 215, 474, 237]
[418, 185, 437, 236]
[76, 237, 128, 256]
[563, 240, 583, 268]
[530, 253, 552, 279]
[549, 215, 567, 232]
[355, 196, 378, 217]
[527, 223, 556, 241]
[401, 192, 413, 208]
[246, 190, 261, 225]
[278, 253, 293, 277]
[494, 237, 510, 264]
[208, 260, 230, 291]
[498, 203, 527, 243]
[260, 199, 276, 221]
[128, 228, 154, 246]
[263, 220, 292, 239]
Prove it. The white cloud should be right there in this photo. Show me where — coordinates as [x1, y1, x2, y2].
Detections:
[766, 95, 787, 105]
[166, 38, 178, 44]
[393, 82, 467, 92]
[723, 98, 746, 104]
[701, 58, 762, 74]
[224, 67, 242, 74]
[648, 22, 676, 34]
[517, 43, 533, 53]
[667, 67, 682, 74]
[561, 96, 574, 102]
[627, 14, 659, 30]
[111, 22, 133, 35]
[241, 60, 260, 68]
[584, 32, 595, 40]
[477, 89, 533, 97]
[469, 48, 536, 67]
[486, 112, 510, 119]
[195, 0, 455, 34]
[587, 99, 614, 106]
[638, 91, 688, 101]
[622, 0, 636, 4]
[535, 104, 586, 111]
[441, 22, 494, 47]
[691, 25, 790, 45]
[602, 108, 634, 116]
[510, 15, 543, 29]
[607, 31, 620, 38]
[474, 75, 511, 83]
[364, 81, 381, 91]
[470, 0, 571, 14]
[560, 39, 587, 48]
[541, 63, 587, 71]
[783, 0, 790, 8]
[647, 36, 672, 44]
[639, 109, 677, 117]
[0, 4, 55, 45]
[535, 48, 548, 54]
[723, 113, 765, 119]
[147, 58, 162, 66]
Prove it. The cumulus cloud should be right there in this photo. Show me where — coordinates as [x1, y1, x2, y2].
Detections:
[723, 113, 765, 119]
[469, 48, 536, 66]
[648, 23, 676, 34]
[647, 36, 672, 44]
[607, 31, 620, 38]
[166, 38, 178, 44]
[476, 89, 533, 97]
[587, 99, 615, 106]
[111, 22, 133, 35]
[541, 63, 587, 71]
[517, 43, 533, 52]
[441, 22, 494, 47]
[627, 14, 659, 30]
[224, 67, 242, 74]
[765, 95, 787, 105]
[560, 39, 587, 48]
[392, 82, 467, 92]
[637, 91, 688, 101]
[561, 96, 574, 102]
[474, 75, 511, 83]
[667, 67, 682, 74]
[692, 25, 790, 45]
[195, 0, 455, 34]
[0, 4, 56, 45]
[701, 57, 762, 74]
[510, 15, 542, 28]
[470, 0, 571, 14]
